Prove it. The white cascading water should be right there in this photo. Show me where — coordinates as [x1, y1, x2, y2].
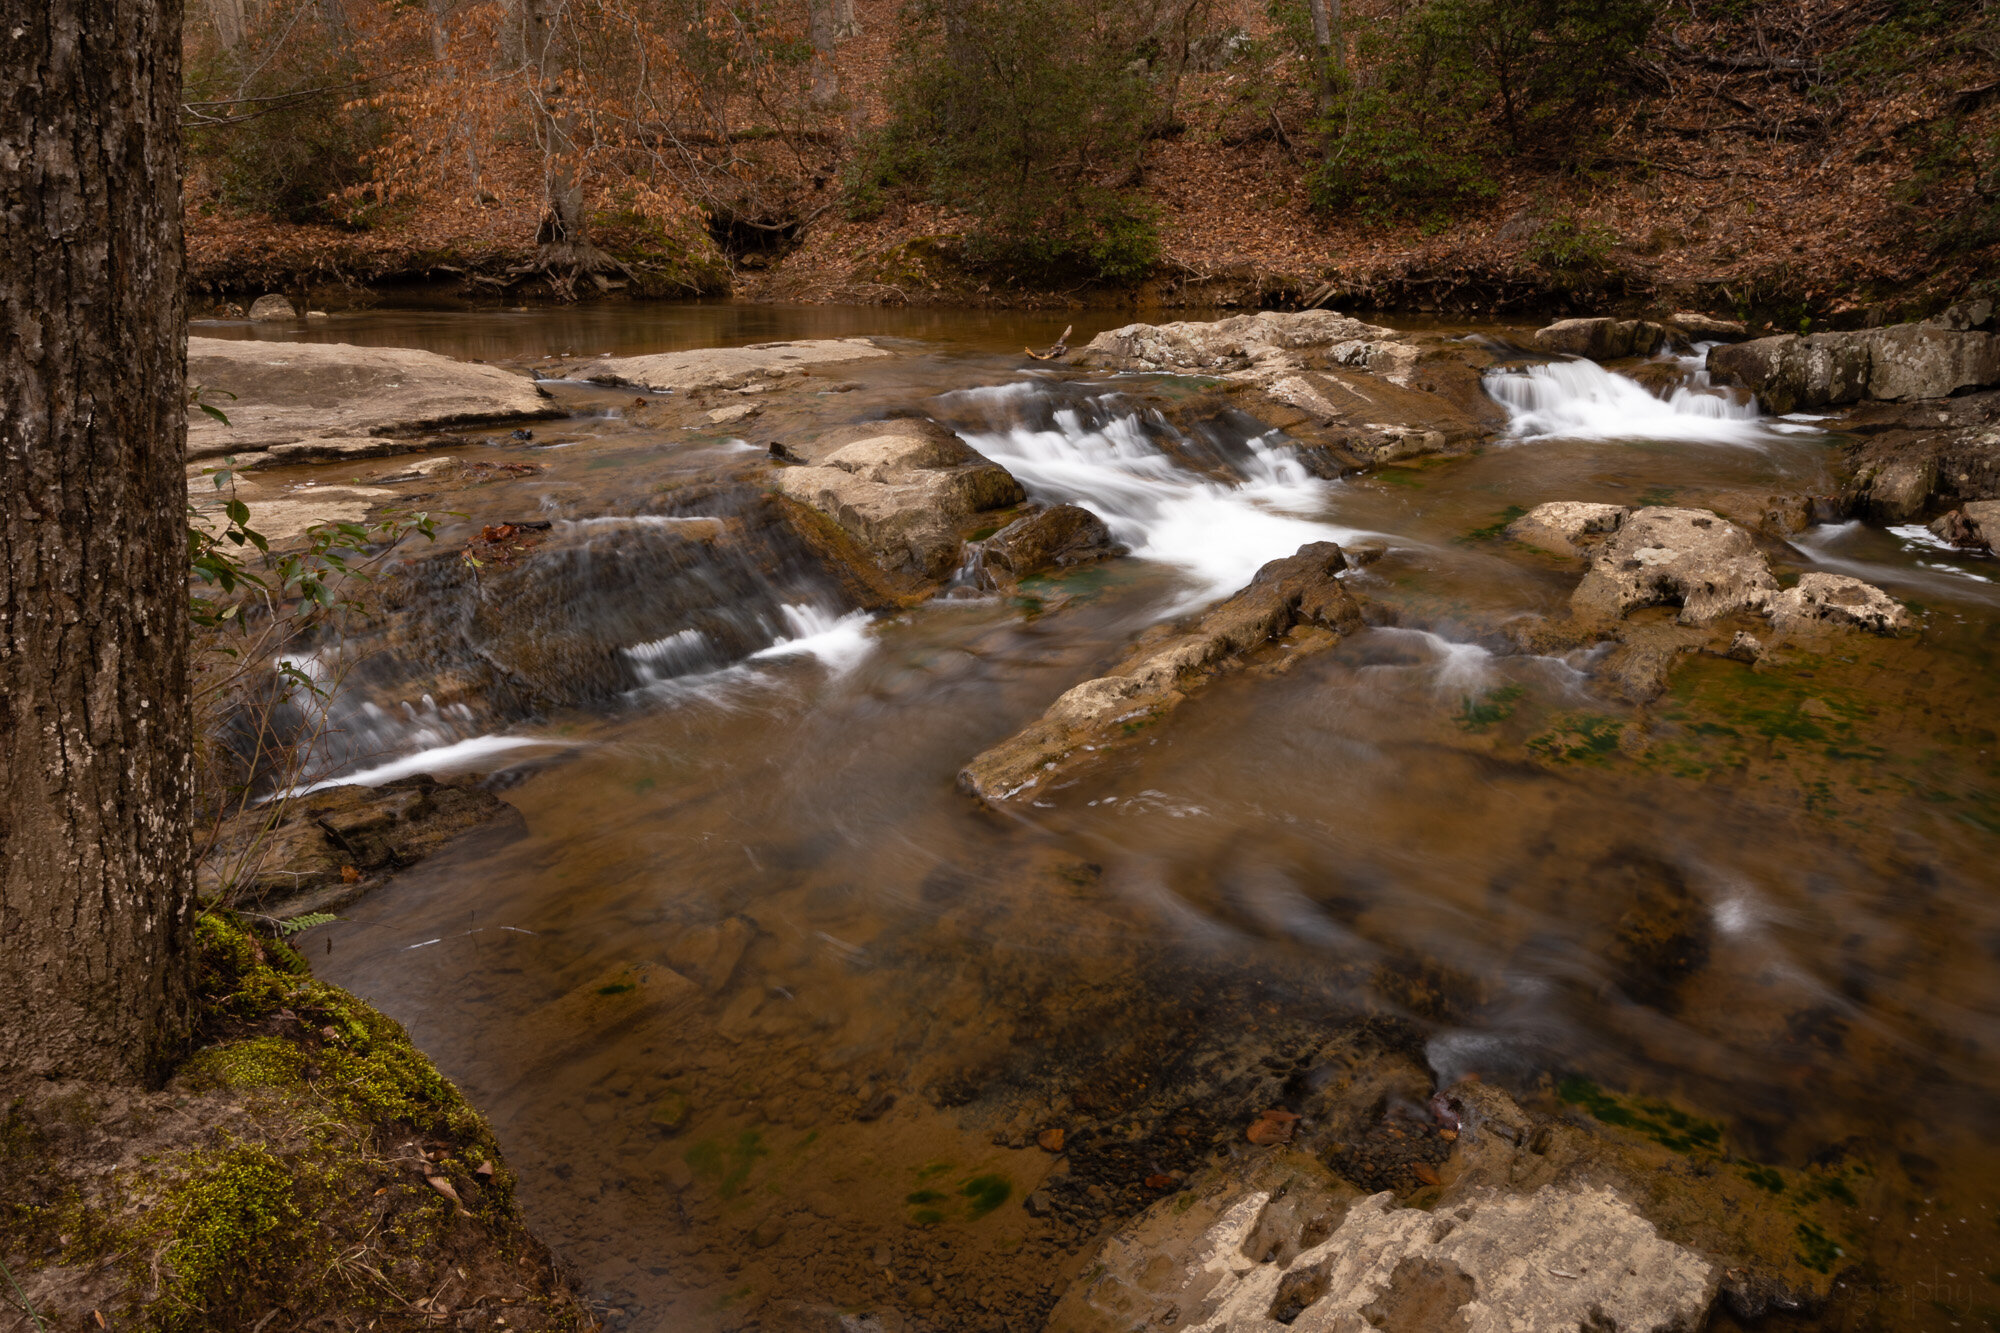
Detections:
[947, 382, 1367, 609]
[1485, 347, 1776, 446]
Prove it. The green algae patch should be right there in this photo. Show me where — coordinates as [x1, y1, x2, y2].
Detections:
[1455, 683, 1525, 731]
[1527, 712, 1626, 763]
[686, 1129, 770, 1199]
[960, 1174, 1013, 1218]
[0, 912, 594, 1332]
[1461, 504, 1528, 543]
[1556, 1078, 1723, 1155]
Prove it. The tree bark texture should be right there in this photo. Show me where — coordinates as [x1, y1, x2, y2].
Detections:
[1, 0, 195, 1085]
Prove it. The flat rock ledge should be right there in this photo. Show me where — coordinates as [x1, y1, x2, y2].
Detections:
[563, 337, 892, 393]
[775, 417, 1026, 580]
[1075, 311, 1502, 466]
[959, 542, 1362, 804]
[186, 336, 560, 461]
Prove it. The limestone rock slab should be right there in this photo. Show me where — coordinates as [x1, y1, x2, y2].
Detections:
[187, 336, 559, 460]
[1571, 507, 1778, 625]
[570, 338, 892, 393]
[1770, 572, 1911, 634]
[1532, 317, 1670, 360]
[1505, 501, 1629, 557]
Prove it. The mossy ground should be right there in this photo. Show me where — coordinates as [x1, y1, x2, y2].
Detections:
[0, 914, 596, 1333]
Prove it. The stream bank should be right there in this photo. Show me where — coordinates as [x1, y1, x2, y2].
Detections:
[171, 304, 2000, 1332]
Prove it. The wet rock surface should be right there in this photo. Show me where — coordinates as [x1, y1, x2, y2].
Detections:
[199, 774, 522, 913]
[186, 336, 561, 460]
[959, 542, 1364, 803]
[1834, 388, 2000, 520]
[1075, 311, 1502, 465]
[1930, 498, 2000, 547]
[1709, 304, 2000, 412]
[1503, 501, 1629, 557]
[1048, 1075, 1854, 1333]
[775, 417, 1028, 580]
[1571, 507, 1780, 625]
[978, 503, 1124, 579]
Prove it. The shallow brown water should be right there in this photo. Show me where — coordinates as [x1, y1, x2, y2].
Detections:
[250, 307, 2000, 1332]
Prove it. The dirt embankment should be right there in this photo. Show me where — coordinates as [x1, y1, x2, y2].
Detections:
[187, 0, 2000, 327]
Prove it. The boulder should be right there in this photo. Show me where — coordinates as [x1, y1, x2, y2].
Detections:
[776, 418, 1026, 579]
[1668, 311, 1750, 342]
[1531, 317, 1671, 360]
[1770, 573, 1910, 634]
[186, 336, 560, 460]
[1504, 501, 1628, 557]
[1706, 332, 1872, 414]
[565, 337, 892, 393]
[1929, 499, 2000, 548]
[1077, 311, 1502, 465]
[980, 503, 1124, 577]
[1707, 323, 2000, 411]
[248, 293, 297, 322]
[1570, 507, 1777, 625]
[959, 542, 1362, 803]
[1925, 298, 1995, 332]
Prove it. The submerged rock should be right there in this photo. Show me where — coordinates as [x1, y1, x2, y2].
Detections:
[1770, 572, 1912, 634]
[980, 503, 1124, 577]
[1571, 507, 1778, 625]
[776, 417, 1027, 579]
[959, 542, 1362, 803]
[1504, 501, 1629, 557]
[1532, 317, 1670, 361]
[186, 336, 560, 460]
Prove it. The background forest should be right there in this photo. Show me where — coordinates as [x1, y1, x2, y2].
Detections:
[183, 0, 2000, 318]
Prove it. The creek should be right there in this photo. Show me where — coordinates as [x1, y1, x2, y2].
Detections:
[200, 306, 2000, 1332]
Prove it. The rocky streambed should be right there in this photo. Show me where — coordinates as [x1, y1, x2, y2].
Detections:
[181, 305, 2000, 1332]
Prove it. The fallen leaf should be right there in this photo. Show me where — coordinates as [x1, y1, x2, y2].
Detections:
[340, 864, 361, 884]
[1247, 1109, 1300, 1146]
[1440, 1129, 1458, 1142]
[1144, 1173, 1176, 1190]
[94, 1312, 106, 1329]
[1412, 1163, 1441, 1187]
[1037, 1128, 1065, 1152]
[426, 1174, 462, 1203]
[475, 1159, 495, 1179]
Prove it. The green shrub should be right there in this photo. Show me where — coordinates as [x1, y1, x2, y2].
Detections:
[1522, 212, 1617, 276]
[855, 0, 1163, 283]
[1308, 0, 1654, 221]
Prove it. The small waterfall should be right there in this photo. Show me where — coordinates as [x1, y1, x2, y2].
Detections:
[1485, 351, 1775, 446]
[746, 604, 875, 675]
[940, 382, 1368, 609]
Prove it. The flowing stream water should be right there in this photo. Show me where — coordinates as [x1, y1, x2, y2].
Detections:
[202, 308, 2000, 1332]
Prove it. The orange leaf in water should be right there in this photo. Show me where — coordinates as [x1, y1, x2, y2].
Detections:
[1144, 1173, 1176, 1190]
[1037, 1128, 1065, 1152]
[1246, 1109, 1299, 1146]
[340, 864, 361, 883]
[1412, 1163, 1441, 1187]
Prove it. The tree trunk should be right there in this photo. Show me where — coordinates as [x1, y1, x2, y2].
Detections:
[809, 0, 839, 105]
[832, 0, 858, 40]
[210, 0, 246, 48]
[1305, 0, 1341, 110]
[1, 0, 195, 1086]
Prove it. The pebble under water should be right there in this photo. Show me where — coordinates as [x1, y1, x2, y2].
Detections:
[205, 307, 2000, 1333]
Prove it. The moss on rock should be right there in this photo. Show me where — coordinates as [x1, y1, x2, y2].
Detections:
[0, 912, 594, 1332]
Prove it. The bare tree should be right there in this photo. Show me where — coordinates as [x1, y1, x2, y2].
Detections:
[1305, 0, 1343, 110]
[2, 0, 196, 1083]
